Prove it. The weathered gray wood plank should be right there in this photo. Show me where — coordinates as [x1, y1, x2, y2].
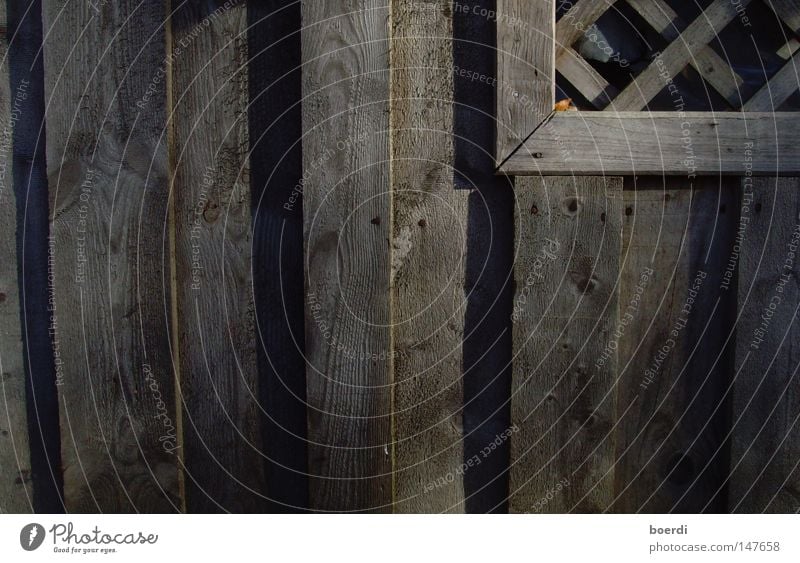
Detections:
[556, 49, 618, 109]
[302, 0, 392, 512]
[612, 178, 736, 512]
[730, 177, 800, 513]
[171, 2, 264, 513]
[0, 1, 33, 512]
[42, 0, 179, 512]
[391, 0, 466, 514]
[501, 112, 800, 176]
[496, 0, 554, 163]
[510, 176, 622, 512]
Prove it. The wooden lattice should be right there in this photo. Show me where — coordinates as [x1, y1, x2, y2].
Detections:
[556, 0, 800, 111]
[496, 0, 800, 175]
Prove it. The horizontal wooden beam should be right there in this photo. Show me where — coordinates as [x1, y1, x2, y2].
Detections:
[499, 112, 800, 176]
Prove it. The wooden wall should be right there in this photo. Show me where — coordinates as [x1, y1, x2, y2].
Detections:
[0, 0, 797, 513]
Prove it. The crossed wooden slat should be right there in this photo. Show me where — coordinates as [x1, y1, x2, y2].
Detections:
[556, 0, 799, 111]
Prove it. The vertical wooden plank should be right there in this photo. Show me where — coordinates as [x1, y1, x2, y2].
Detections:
[171, 1, 265, 512]
[730, 177, 800, 513]
[0, 0, 33, 512]
[42, 0, 180, 511]
[496, 0, 554, 164]
[506, 0, 621, 513]
[391, 0, 465, 513]
[302, 0, 392, 512]
[510, 176, 622, 512]
[613, 178, 735, 512]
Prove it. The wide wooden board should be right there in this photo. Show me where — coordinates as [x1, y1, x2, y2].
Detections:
[730, 177, 800, 512]
[42, 0, 179, 512]
[510, 176, 622, 512]
[302, 0, 393, 512]
[171, 1, 265, 512]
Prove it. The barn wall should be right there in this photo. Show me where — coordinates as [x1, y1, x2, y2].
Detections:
[0, 0, 796, 513]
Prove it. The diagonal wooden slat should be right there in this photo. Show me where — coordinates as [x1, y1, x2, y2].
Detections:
[609, 0, 753, 111]
[556, 1, 616, 58]
[767, 0, 800, 33]
[744, 50, 800, 110]
[557, 47, 619, 109]
[777, 37, 800, 60]
[625, 0, 745, 107]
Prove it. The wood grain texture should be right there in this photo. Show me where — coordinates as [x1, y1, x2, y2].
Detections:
[553, 2, 619, 109]
[556, 49, 618, 109]
[171, 1, 266, 513]
[624, 0, 744, 107]
[302, 0, 392, 512]
[612, 179, 735, 512]
[391, 0, 465, 513]
[42, 0, 179, 512]
[744, 51, 800, 111]
[510, 176, 622, 513]
[496, 0, 554, 163]
[609, 0, 753, 111]
[501, 112, 800, 176]
[0, 5, 33, 512]
[730, 177, 800, 513]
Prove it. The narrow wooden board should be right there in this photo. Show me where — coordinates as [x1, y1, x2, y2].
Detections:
[391, 0, 465, 514]
[42, 0, 179, 512]
[609, 0, 753, 111]
[730, 177, 800, 513]
[501, 112, 800, 176]
[510, 176, 622, 513]
[612, 178, 736, 512]
[496, 0, 554, 164]
[0, 3, 33, 512]
[171, 1, 266, 512]
[302, 0, 392, 513]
